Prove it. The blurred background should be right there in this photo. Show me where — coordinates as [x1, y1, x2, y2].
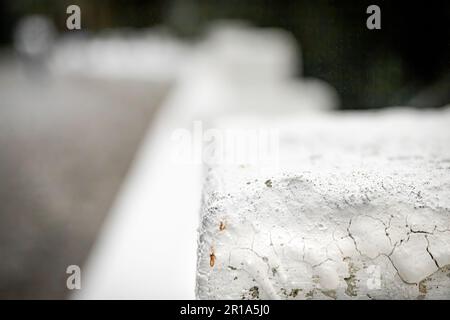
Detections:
[2, 0, 449, 108]
[0, 0, 449, 299]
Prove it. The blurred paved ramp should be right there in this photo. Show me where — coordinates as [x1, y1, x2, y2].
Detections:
[0, 54, 169, 299]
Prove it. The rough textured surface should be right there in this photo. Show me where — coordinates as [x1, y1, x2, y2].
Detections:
[196, 108, 450, 300]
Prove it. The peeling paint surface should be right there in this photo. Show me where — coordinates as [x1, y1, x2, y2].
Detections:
[196, 108, 450, 299]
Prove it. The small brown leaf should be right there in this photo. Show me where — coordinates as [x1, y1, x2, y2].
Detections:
[209, 253, 216, 267]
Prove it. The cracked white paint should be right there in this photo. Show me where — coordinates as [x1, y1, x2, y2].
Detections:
[390, 234, 438, 283]
[197, 108, 450, 299]
[348, 215, 392, 259]
[427, 231, 450, 267]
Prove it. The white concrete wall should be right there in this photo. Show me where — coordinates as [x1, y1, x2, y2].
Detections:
[197, 108, 450, 299]
[74, 23, 342, 299]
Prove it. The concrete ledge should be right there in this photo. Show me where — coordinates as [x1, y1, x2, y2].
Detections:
[196, 108, 450, 299]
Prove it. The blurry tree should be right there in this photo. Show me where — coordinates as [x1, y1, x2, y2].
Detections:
[1, 0, 448, 109]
